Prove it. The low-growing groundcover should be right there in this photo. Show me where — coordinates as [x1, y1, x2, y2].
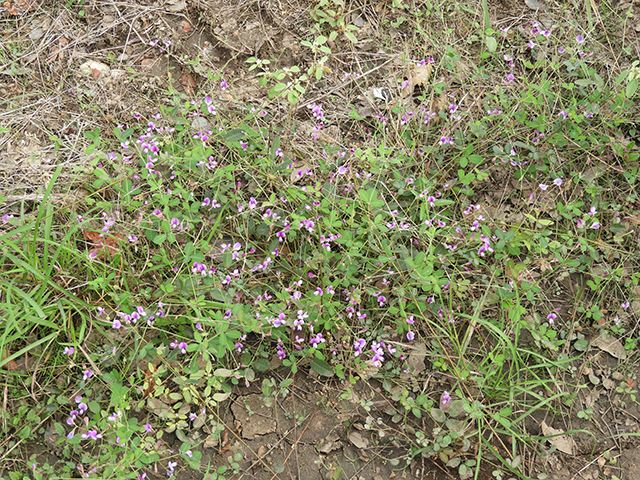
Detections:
[1, 0, 640, 479]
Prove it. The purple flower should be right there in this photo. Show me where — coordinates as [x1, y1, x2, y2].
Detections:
[272, 313, 287, 328]
[406, 315, 415, 325]
[83, 369, 93, 381]
[505, 73, 515, 84]
[441, 391, 451, 406]
[81, 429, 102, 440]
[553, 178, 563, 186]
[547, 312, 557, 325]
[167, 461, 177, 477]
[576, 35, 584, 43]
[144, 423, 153, 433]
[407, 331, 415, 341]
[63, 347, 75, 355]
[353, 338, 366, 357]
[310, 333, 326, 348]
[590, 221, 600, 230]
[539, 184, 548, 190]
[622, 301, 630, 310]
[220, 80, 228, 90]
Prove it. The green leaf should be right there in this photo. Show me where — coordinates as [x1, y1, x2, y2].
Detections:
[430, 408, 446, 422]
[214, 368, 233, 377]
[225, 129, 245, 142]
[627, 78, 638, 98]
[152, 234, 166, 245]
[574, 338, 589, 351]
[310, 357, 334, 377]
[344, 30, 358, 43]
[212, 392, 231, 402]
[254, 358, 270, 372]
[485, 36, 497, 53]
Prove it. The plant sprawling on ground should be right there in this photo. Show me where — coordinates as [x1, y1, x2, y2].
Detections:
[1, 1, 640, 479]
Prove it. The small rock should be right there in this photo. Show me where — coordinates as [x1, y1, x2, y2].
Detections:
[29, 28, 44, 41]
[79, 60, 110, 78]
[191, 117, 209, 130]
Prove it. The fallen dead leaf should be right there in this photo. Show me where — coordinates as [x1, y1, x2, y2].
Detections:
[348, 431, 369, 449]
[180, 72, 196, 95]
[219, 429, 232, 454]
[83, 230, 124, 258]
[541, 421, 577, 455]
[402, 64, 432, 98]
[48, 36, 67, 62]
[406, 341, 427, 375]
[591, 335, 627, 360]
[2, 348, 19, 371]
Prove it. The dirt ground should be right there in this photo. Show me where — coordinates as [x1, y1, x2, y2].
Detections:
[2, 0, 640, 479]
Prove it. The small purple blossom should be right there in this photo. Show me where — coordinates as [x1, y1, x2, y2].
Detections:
[310, 333, 326, 348]
[81, 429, 102, 440]
[353, 338, 366, 357]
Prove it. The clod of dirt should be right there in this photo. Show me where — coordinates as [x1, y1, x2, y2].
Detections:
[620, 445, 640, 480]
[230, 394, 276, 439]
